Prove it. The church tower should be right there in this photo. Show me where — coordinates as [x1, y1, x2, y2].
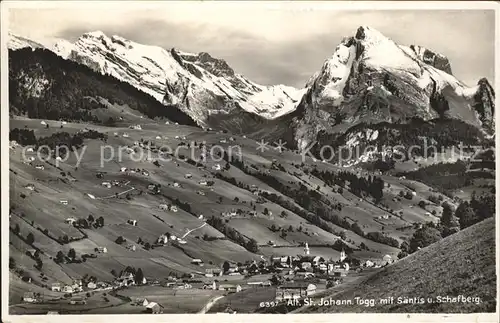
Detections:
[340, 249, 346, 262]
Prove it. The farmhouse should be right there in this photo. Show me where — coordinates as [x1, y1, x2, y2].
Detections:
[157, 234, 169, 245]
[65, 217, 77, 225]
[69, 298, 86, 305]
[23, 292, 38, 303]
[184, 173, 192, 179]
[96, 246, 108, 253]
[127, 219, 138, 226]
[122, 133, 129, 138]
[218, 284, 242, 293]
[364, 260, 375, 268]
[275, 283, 317, 301]
[34, 165, 45, 170]
[62, 285, 74, 293]
[102, 182, 112, 188]
[87, 282, 97, 289]
[146, 302, 162, 314]
[170, 205, 178, 212]
[60, 200, 69, 205]
[159, 204, 169, 211]
[136, 298, 149, 306]
[199, 180, 208, 186]
[383, 254, 393, 264]
[203, 281, 217, 290]
[205, 268, 222, 277]
[51, 282, 61, 292]
[191, 259, 203, 265]
[247, 278, 272, 287]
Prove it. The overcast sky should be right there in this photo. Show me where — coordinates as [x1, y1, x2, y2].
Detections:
[8, 3, 495, 87]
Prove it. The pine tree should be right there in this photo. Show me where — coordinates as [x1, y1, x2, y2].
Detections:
[135, 268, 144, 285]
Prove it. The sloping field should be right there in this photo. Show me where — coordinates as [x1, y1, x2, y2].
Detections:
[297, 218, 496, 313]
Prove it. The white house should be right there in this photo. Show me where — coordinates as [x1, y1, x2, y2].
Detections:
[40, 121, 47, 126]
[173, 182, 181, 188]
[35, 165, 45, 170]
[184, 173, 192, 179]
[120, 167, 128, 172]
[65, 217, 77, 225]
[159, 204, 169, 211]
[199, 180, 208, 186]
[23, 292, 37, 303]
[24, 184, 35, 191]
[87, 282, 97, 289]
[157, 234, 169, 245]
[127, 219, 138, 226]
[96, 247, 108, 253]
[51, 282, 61, 292]
[122, 133, 129, 138]
[170, 205, 178, 212]
[102, 182, 112, 188]
[212, 164, 222, 171]
[218, 284, 241, 293]
[191, 259, 203, 265]
[62, 285, 74, 293]
[155, 136, 162, 140]
[26, 147, 34, 152]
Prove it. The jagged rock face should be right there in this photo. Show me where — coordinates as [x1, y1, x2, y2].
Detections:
[292, 26, 495, 151]
[409, 45, 453, 74]
[8, 28, 494, 150]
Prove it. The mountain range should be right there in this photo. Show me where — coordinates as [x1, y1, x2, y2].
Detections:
[8, 26, 495, 155]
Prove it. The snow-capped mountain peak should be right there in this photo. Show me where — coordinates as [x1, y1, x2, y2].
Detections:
[293, 25, 495, 151]
[25, 31, 303, 126]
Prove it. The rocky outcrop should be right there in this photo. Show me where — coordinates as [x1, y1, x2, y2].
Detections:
[291, 26, 495, 152]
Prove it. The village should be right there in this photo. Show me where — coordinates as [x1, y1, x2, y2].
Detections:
[18, 237, 394, 314]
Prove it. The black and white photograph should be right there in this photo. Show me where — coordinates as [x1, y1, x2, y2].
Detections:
[1, 1, 498, 321]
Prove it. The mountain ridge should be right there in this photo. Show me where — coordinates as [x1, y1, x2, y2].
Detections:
[8, 27, 495, 150]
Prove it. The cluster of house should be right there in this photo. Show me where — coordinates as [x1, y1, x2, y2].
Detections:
[275, 282, 318, 302]
[49, 279, 99, 294]
[221, 209, 258, 218]
[114, 272, 147, 288]
[119, 167, 150, 176]
[135, 298, 163, 314]
[101, 179, 129, 188]
[159, 203, 178, 212]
